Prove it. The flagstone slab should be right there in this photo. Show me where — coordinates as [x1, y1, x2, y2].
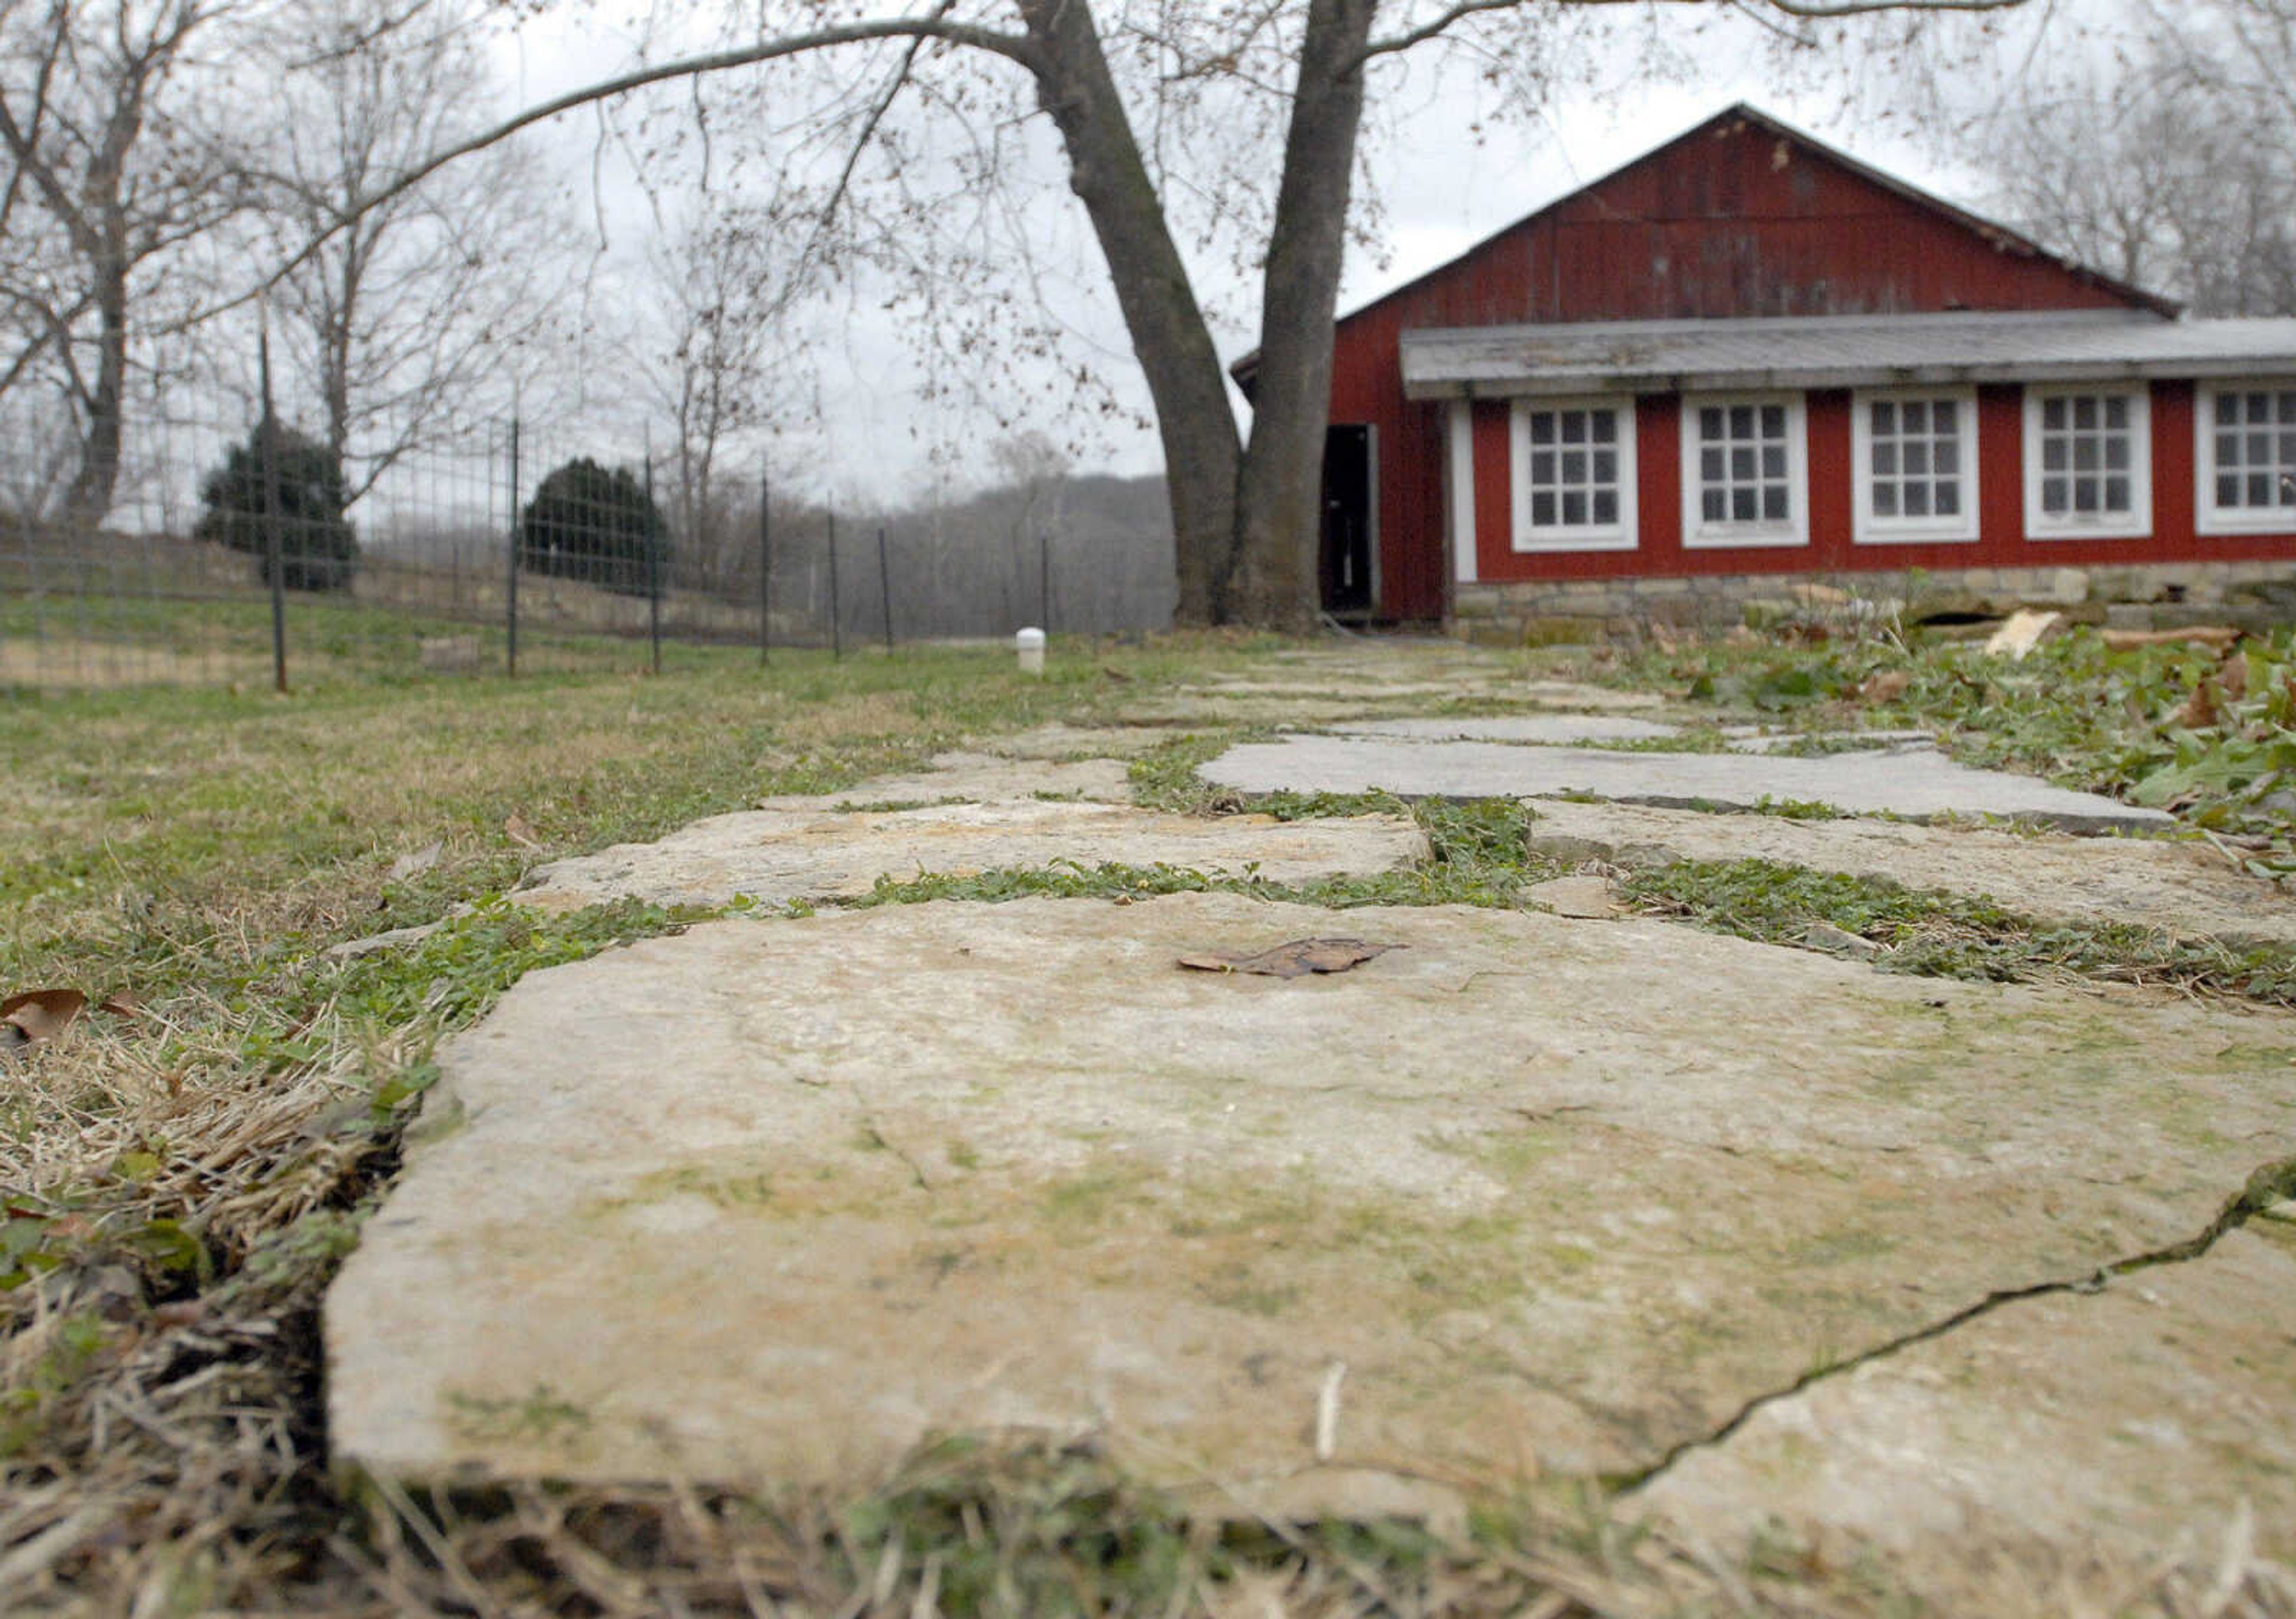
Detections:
[1112, 694, 1474, 728]
[514, 801, 1425, 912]
[329, 892, 2296, 1544]
[1526, 799, 2296, 943]
[1111, 676, 1679, 730]
[1333, 716, 1682, 745]
[1202, 736, 2172, 832]
[756, 752, 1135, 809]
[972, 724, 1176, 761]
[1724, 728, 1937, 754]
[1635, 1220, 2296, 1575]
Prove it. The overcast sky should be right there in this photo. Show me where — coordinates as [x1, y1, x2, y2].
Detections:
[477, 3, 2056, 504]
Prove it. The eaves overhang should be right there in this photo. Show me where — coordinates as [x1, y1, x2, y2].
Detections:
[1399, 311, 2296, 402]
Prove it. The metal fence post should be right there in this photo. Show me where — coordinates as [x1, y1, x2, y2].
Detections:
[643, 453, 662, 676]
[258, 315, 288, 694]
[1039, 529, 1052, 636]
[758, 464, 771, 667]
[505, 416, 521, 678]
[827, 510, 842, 661]
[877, 525, 894, 652]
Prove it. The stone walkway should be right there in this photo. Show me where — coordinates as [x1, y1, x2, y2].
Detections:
[1203, 734, 2171, 832]
[328, 644, 2296, 1609]
[1525, 798, 2296, 944]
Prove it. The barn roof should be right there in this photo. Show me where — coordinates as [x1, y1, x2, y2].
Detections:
[1397, 309, 2296, 400]
[1230, 102, 2179, 390]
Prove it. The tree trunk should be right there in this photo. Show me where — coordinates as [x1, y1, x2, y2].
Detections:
[1226, 0, 1376, 632]
[1017, 1, 1242, 626]
[62, 233, 128, 530]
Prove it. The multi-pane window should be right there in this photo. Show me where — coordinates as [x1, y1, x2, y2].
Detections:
[2197, 385, 2296, 533]
[1511, 399, 1635, 551]
[1681, 395, 1806, 546]
[1854, 389, 1977, 544]
[2024, 387, 2150, 539]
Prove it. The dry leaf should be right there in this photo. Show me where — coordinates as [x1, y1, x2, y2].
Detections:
[4, 989, 90, 1047]
[504, 813, 542, 850]
[388, 840, 444, 883]
[1858, 669, 1912, 705]
[1177, 938, 1400, 980]
[97, 991, 142, 1019]
[2178, 679, 2221, 731]
[2219, 654, 2249, 701]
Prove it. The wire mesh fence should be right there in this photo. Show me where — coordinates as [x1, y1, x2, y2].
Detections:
[1, 394, 1176, 695]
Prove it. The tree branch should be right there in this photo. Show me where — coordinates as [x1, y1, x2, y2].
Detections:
[793, 0, 957, 288]
[1352, 0, 2033, 71]
[246, 12, 1040, 301]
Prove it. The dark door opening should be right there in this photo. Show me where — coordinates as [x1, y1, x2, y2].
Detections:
[1320, 424, 1373, 618]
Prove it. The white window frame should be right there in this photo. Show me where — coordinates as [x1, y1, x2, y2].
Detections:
[1509, 397, 1638, 553]
[1851, 386, 1980, 545]
[2194, 380, 2296, 535]
[1679, 392, 1809, 549]
[2022, 385, 2151, 541]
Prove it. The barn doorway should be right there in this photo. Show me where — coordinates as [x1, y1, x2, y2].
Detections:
[1320, 423, 1375, 619]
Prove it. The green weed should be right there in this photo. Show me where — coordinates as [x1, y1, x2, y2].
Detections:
[1626, 856, 2296, 1006]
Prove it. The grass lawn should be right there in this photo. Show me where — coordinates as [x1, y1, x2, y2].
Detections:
[2, 619, 2291, 1614]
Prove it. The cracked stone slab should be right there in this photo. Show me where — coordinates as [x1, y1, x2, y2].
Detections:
[757, 752, 1134, 810]
[1332, 716, 1681, 745]
[969, 724, 1176, 761]
[1636, 1221, 2296, 1575]
[330, 892, 2295, 1540]
[515, 801, 1425, 912]
[1202, 736, 2172, 833]
[1527, 799, 2296, 944]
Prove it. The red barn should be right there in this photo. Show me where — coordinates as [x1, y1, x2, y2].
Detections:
[1249, 103, 2296, 634]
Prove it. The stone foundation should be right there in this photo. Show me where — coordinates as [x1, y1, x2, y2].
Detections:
[1450, 562, 2296, 645]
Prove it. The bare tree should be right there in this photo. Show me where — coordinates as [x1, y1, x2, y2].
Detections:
[1982, 25, 2296, 316]
[301, 0, 2038, 630]
[0, 0, 238, 526]
[637, 199, 801, 593]
[246, 0, 567, 501]
[992, 427, 1068, 624]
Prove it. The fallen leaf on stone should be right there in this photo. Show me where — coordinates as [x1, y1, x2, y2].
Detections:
[389, 840, 444, 883]
[504, 814, 542, 850]
[1177, 938, 1400, 979]
[4, 989, 89, 1049]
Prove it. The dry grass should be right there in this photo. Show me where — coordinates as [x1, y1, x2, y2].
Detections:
[5, 636, 2295, 1615]
[0, 639, 273, 691]
[1, 1003, 390, 1610]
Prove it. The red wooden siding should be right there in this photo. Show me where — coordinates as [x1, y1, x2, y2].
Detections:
[1328, 108, 2175, 618]
[1457, 379, 2296, 583]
